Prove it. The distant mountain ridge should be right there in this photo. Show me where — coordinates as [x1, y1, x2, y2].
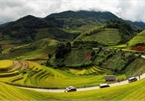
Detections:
[1, 10, 145, 30]
[45, 10, 119, 19]
[0, 10, 145, 28]
[45, 10, 145, 30]
[45, 10, 120, 31]
[0, 10, 145, 43]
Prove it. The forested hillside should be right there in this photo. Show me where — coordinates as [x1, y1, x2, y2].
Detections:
[0, 10, 145, 45]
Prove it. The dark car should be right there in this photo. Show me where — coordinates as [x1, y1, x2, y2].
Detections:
[128, 77, 137, 83]
[99, 83, 110, 88]
[64, 86, 77, 92]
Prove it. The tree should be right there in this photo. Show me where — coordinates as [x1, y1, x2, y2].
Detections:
[1, 28, 12, 36]
[106, 19, 134, 43]
[0, 44, 3, 54]
[55, 42, 72, 59]
[66, 42, 71, 52]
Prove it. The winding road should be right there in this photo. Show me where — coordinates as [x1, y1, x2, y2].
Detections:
[18, 73, 145, 93]
[17, 55, 145, 93]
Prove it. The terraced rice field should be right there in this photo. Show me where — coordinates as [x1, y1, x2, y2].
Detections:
[0, 60, 145, 100]
[0, 60, 108, 88]
[69, 66, 112, 75]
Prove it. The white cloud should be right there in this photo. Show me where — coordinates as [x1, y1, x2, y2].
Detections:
[0, 0, 145, 24]
[116, 0, 145, 22]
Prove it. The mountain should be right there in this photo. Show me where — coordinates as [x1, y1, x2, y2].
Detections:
[0, 10, 145, 47]
[0, 15, 55, 30]
[45, 10, 145, 31]
[0, 15, 78, 44]
[46, 10, 119, 19]
[126, 20, 145, 29]
[45, 10, 120, 32]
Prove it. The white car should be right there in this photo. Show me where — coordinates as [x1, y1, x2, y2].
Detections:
[99, 83, 110, 88]
[64, 86, 77, 92]
[128, 77, 137, 83]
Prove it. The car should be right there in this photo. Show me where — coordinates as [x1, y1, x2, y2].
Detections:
[128, 77, 137, 83]
[99, 83, 110, 88]
[64, 86, 77, 92]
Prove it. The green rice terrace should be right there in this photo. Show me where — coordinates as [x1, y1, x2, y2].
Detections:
[0, 60, 109, 88]
[1, 58, 129, 89]
[1, 58, 145, 100]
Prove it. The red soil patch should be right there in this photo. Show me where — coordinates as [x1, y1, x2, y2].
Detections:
[83, 51, 91, 60]
[131, 45, 145, 51]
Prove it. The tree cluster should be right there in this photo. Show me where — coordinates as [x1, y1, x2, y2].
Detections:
[55, 42, 71, 59]
[0, 15, 55, 42]
[106, 19, 134, 42]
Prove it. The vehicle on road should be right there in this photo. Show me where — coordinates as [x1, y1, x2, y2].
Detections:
[99, 83, 110, 88]
[128, 77, 137, 83]
[64, 86, 77, 92]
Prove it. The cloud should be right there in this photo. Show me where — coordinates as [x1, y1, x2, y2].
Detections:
[0, 0, 31, 23]
[0, 0, 145, 24]
[116, 0, 145, 22]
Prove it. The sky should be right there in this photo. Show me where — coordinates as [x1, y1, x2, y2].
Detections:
[0, 0, 145, 24]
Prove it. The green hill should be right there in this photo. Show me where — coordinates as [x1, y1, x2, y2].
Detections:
[0, 15, 78, 45]
[74, 27, 121, 46]
[0, 38, 57, 64]
[48, 43, 145, 77]
[73, 20, 134, 47]
[128, 30, 145, 47]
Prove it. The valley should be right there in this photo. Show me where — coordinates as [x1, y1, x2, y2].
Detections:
[0, 10, 145, 100]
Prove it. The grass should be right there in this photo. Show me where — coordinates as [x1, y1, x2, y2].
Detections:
[2, 38, 57, 64]
[109, 44, 127, 49]
[2, 49, 144, 88]
[68, 66, 112, 75]
[1, 77, 145, 100]
[43, 67, 106, 88]
[35, 28, 51, 40]
[128, 30, 145, 47]
[64, 48, 92, 67]
[0, 60, 13, 70]
[125, 58, 145, 77]
[0, 40, 22, 50]
[0, 60, 13, 73]
[76, 28, 121, 45]
[75, 24, 97, 32]
[0, 54, 145, 100]
[0, 60, 107, 88]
